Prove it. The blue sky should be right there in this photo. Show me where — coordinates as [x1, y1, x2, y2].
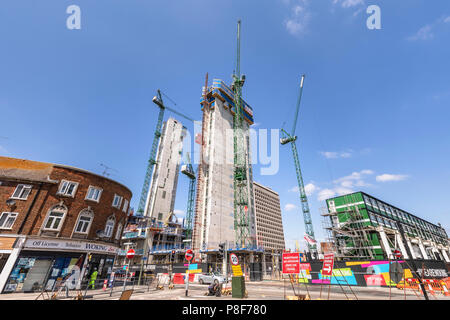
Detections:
[1, 1, 450, 250]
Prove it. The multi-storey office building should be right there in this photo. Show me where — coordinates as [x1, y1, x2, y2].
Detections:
[192, 79, 257, 260]
[323, 192, 449, 262]
[253, 182, 285, 252]
[0, 156, 132, 293]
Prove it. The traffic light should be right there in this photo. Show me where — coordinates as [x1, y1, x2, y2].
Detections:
[218, 243, 225, 256]
[170, 250, 175, 262]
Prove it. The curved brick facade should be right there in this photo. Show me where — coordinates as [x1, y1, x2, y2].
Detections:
[0, 157, 131, 243]
[0, 156, 133, 293]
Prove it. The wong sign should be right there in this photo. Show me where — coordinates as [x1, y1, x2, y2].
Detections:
[282, 253, 300, 274]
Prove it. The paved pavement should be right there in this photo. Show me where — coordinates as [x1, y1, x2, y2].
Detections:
[1, 281, 448, 301]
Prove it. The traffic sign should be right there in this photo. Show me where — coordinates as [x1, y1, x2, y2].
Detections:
[393, 250, 402, 259]
[282, 253, 300, 274]
[126, 249, 135, 259]
[230, 253, 239, 266]
[185, 249, 194, 261]
[322, 253, 334, 276]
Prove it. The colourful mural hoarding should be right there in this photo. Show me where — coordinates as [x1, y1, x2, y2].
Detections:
[296, 259, 448, 287]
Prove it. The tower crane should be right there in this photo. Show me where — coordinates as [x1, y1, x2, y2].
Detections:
[231, 20, 251, 248]
[136, 90, 194, 217]
[181, 152, 196, 240]
[136, 89, 195, 284]
[280, 75, 318, 256]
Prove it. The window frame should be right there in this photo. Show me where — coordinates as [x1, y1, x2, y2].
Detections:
[73, 209, 94, 235]
[85, 185, 103, 203]
[115, 222, 123, 240]
[0, 212, 18, 229]
[122, 199, 129, 213]
[11, 184, 32, 200]
[104, 216, 115, 238]
[57, 180, 79, 198]
[43, 205, 67, 231]
[112, 194, 123, 209]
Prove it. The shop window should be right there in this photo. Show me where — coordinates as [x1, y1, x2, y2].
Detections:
[74, 209, 93, 234]
[85, 186, 102, 202]
[104, 216, 115, 237]
[57, 180, 78, 197]
[0, 212, 18, 229]
[43, 205, 67, 231]
[11, 184, 32, 200]
[112, 194, 123, 209]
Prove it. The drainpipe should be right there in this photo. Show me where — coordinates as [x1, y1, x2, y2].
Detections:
[17, 182, 43, 234]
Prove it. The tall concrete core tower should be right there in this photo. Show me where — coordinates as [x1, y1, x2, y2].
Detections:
[192, 79, 256, 259]
[144, 117, 186, 222]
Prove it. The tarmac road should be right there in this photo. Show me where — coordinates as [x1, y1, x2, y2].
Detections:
[1, 280, 448, 301]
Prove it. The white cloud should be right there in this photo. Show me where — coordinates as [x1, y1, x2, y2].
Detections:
[375, 174, 409, 182]
[315, 169, 373, 201]
[284, 0, 311, 36]
[333, 169, 373, 187]
[304, 183, 318, 196]
[332, 0, 365, 8]
[407, 16, 450, 41]
[320, 150, 353, 159]
[289, 182, 318, 196]
[408, 25, 434, 41]
[284, 203, 298, 211]
[318, 189, 336, 201]
[173, 209, 185, 216]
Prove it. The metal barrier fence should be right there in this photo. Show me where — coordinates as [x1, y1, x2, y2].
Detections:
[39, 274, 157, 300]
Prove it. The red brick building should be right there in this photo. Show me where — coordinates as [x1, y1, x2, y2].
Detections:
[0, 156, 132, 293]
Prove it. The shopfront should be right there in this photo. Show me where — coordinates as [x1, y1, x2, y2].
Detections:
[2, 238, 118, 293]
[0, 237, 17, 274]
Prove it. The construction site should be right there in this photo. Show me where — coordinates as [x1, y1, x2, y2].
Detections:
[115, 20, 450, 295]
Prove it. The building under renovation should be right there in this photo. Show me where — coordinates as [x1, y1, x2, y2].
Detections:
[323, 192, 450, 262]
[192, 79, 257, 255]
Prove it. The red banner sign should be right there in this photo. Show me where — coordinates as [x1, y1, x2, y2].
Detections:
[322, 253, 335, 276]
[282, 253, 300, 274]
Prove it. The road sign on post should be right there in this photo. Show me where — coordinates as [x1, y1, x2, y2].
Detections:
[393, 250, 402, 259]
[230, 253, 239, 265]
[282, 252, 300, 274]
[185, 249, 194, 297]
[126, 249, 135, 259]
[322, 253, 334, 277]
[185, 249, 194, 261]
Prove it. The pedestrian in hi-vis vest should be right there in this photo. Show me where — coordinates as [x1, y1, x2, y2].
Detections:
[89, 268, 98, 289]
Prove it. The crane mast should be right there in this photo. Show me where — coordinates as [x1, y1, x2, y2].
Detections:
[280, 75, 317, 254]
[181, 152, 196, 240]
[232, 20, 250, 247]
[137, 90, 165, 216]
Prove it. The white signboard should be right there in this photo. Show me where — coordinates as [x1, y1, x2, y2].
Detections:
[24, 239, 118, 254]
